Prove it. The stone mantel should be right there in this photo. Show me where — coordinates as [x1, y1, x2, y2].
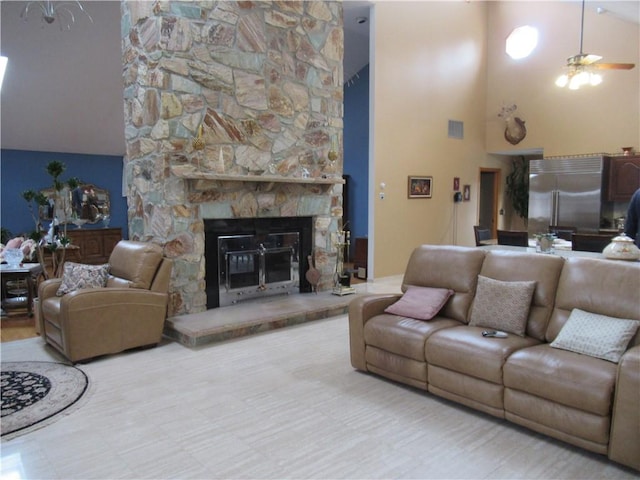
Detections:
[170, 166, 345, 185]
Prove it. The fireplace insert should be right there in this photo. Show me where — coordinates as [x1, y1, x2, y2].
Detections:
[218, 232, 299, 307]
[205, 217, 313, 308]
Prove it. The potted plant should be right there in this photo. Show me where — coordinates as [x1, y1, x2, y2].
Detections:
[505, 156, 529, 226]
[534, 232, 555, 253]
[22, 161, 80, 278]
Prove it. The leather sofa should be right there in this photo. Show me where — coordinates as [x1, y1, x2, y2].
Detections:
[349, 245, 640, 471]
[38, 240, 172, 363]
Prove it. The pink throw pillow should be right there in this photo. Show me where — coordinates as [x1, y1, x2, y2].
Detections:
[385, 286, 454, 321]
[6, 237, 24, 249]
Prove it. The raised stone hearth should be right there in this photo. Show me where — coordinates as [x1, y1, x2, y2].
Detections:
[164, 275, 404, 348]
[165, 290, 360, 347]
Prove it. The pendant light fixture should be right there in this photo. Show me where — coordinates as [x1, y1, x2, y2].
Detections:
[20, 1, 93, 30]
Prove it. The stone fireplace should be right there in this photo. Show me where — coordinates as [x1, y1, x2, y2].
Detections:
[121, 1, 344, 315]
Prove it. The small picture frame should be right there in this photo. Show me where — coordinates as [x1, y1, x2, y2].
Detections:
[463, 185, 471, 201]
[408, 176, 433, 198]
[453, 177, 460, 191]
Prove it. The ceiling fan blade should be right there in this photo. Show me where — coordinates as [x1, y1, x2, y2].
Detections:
[593, 63, 636, 70]
[568, 53, 602, 66]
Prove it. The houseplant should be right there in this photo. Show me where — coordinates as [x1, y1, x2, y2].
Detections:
[22, 161, 80, 278]
[505, 156, 529, 226]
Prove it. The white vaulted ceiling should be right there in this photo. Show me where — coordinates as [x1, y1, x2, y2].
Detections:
[0, 1, 637, 156]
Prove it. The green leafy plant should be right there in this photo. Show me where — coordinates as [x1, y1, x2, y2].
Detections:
[505, 156, 529, 222]
[21, 189, 49, 237]
[20, 161, 83, 278]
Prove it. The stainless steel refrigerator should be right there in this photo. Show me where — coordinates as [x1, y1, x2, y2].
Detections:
[527, 156, 606, 236]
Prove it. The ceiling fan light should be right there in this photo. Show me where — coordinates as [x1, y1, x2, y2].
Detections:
[555, 74, 569, 87]
[506, 25, 539, 59]
[569, 74, 582, 90]
[576, 70, 590, 86]
[589, 73, 603, 86]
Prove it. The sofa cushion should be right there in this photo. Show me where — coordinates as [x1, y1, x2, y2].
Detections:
[364, 314, 461, 361]
[546, 257, 640, 344]
[550, 309, 640, 363]
[106, 276, 132, 288]
[479, 251, 564, 341]
[426, 327, 540, 384]
[384, 286, 454, 321]
[401, 245, 486, 323]
[56, 262, 110, 296]
[469, 275, 536, 336]
[504, 344, 617, 416]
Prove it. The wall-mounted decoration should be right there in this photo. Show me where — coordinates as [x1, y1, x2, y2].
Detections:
[408, 176, 433, 198]
[463, 185, 471, 202]
[498, 104, 527, 145]
[453, 177, 460, 191]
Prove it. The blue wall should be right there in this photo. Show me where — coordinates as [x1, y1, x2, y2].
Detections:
[1, 149, 128, 239]
[343, 64, 370, 252]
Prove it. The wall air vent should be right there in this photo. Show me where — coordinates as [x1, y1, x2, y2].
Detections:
[448, 120, 464, 139]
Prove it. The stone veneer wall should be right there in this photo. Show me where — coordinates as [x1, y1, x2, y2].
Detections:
[121, 1, 344, 315]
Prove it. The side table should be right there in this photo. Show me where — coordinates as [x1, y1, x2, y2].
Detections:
[1, 263, 43, 317]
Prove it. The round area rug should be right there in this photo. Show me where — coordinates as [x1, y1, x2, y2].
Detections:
[1, 361, 89, 439]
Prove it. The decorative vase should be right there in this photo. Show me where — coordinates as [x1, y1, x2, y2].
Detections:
[602, 234, 640, 261]
[535, 234, 554, 254]
[3, 248, 24, 268]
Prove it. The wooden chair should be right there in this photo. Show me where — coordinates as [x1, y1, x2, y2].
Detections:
[571, 233, 614, 253]
[473, 226, 492, 246]
[548, 225, 577, 241]
[497, 229, 529, 247]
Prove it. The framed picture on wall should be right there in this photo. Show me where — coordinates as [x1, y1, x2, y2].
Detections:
[463, 184, 471, 201]
[408, 176, 433, 198]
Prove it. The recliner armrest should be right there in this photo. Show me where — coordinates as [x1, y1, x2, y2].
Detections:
[38, 278, 63, 301]
[349, 293, 401, 371]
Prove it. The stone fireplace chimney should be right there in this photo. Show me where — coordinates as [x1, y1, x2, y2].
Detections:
[121, 1, 345, 315]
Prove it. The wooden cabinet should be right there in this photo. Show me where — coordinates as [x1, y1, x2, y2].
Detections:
[605, 155, 640, 202]
[66, 227, 122, 264]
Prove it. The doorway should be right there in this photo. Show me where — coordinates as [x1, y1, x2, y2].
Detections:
[479, 169, 500, 237]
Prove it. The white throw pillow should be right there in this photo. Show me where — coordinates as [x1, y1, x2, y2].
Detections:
[469, 275, 536, 336]
[550, 308, 640, 363]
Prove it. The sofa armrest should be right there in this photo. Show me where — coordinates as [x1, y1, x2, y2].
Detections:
[349, 293, 401, 371]
[609, 345, 640, 471]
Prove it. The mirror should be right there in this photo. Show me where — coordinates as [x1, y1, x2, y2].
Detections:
[39, 184, 110, 225]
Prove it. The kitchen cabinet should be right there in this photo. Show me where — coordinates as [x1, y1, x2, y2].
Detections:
[605, 155, 640, 202]
[66, 227, 122, 264]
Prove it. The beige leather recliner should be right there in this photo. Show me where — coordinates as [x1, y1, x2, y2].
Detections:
[38, 240, 172, 363]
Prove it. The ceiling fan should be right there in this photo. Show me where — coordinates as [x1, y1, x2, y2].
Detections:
[556, 0, 635, 89]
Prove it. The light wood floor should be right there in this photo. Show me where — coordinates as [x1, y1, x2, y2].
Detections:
[1, 312, 38, 342]
[1, 304, 637, 478]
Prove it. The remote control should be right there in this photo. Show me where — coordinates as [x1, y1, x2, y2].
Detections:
[482, 330, 508, 338]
